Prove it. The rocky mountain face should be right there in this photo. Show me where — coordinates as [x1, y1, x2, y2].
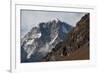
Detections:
[43, 13, 90, 61]
[21, 19, 73, 62]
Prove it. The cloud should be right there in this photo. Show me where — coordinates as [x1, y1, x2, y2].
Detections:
[21, 10, 87, 38]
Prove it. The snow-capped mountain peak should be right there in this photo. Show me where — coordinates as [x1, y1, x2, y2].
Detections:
[21, 19, 73, 62]
[50, 18, 59, 23]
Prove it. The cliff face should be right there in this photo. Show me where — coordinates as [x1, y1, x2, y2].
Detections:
[21, 19, 72, 62]
[43, 13, 90, 61]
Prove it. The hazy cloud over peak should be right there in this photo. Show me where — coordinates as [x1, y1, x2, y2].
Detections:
[21, 10, 86, 38]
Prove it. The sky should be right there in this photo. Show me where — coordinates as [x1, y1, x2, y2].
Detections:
[21, 10, 87, 38]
